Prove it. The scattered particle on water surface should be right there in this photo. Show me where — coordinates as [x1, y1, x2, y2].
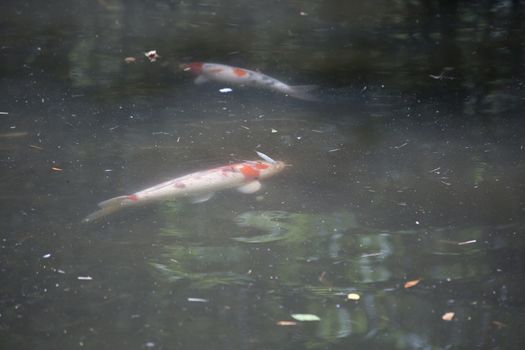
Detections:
[144, 50, 159, 62]
[187, 297, 209, 303]
[442, 312, 455, 321]
[276, 320, 298, 326]
[347, 293, 360, 301]
[291, 313, 321, 322]
[457, 239, 476, 246]
[219, 88, 233, 93]
[404, 279, 421, 289]
[77, 276, 93, 281]
[42, 253, 51, 259]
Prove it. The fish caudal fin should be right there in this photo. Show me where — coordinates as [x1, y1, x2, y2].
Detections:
[82, 195, 130, 223]
[287, 85, 320, 101]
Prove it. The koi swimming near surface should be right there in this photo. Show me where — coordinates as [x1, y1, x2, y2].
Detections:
[180, 62, 319, 101]
[83, 152, 286, 223]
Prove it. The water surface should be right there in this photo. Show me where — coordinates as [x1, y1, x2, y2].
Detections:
[1, 1, 524, 349]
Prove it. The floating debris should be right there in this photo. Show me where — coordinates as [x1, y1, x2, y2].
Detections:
[457, 239, 476, 246]
[144, 50, 159, 62]
[77, 276, 93, 281]
[404, 279, 421, 289]
[219, 88, 233, 93]
[276, 320, 298, 326]
[271, 128, 278, 133]
[29, 144, 43, 150]
[51, 167, 63, 172]
[0, 111, 9, 115]
[124, 57, 136, 64]
[393, 141, 408, 149]
[442, 311, 455, 321]
[291, 313, 321, 322]
[42, 253, 51, 259]
[347, 293, 360, 301]
[187, 297, 209, 303]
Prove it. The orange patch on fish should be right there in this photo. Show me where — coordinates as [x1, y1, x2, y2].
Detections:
[255, 162, 269, 169]
[233, 68, 248, 77]
[240, 165, 260, 178]
[127, 195, 139, 201]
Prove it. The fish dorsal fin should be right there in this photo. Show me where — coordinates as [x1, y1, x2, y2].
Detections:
[194, 75, 210, 85]
[190, 192, 214, 203]
[237, 181, 262, 194]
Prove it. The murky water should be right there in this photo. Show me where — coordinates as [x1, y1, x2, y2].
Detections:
[1, 1, 525, 349]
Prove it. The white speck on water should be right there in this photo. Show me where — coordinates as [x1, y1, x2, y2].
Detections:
[187, 297, 209, 303]
[219, 88, 233, 93]
[77, 276, 93, 280]
[42, 253, 51, 258]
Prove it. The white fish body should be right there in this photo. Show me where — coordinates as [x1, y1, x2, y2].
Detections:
[83, 157, 285, 222]
[181, 62, 318, 101]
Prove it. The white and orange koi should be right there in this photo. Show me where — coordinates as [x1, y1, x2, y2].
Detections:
[180, 62, 318, 101]
[83, 152, 285, 222]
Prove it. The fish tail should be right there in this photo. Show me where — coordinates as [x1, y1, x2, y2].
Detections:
[287, 85, 320, 101]
[82, 195, 130, 223]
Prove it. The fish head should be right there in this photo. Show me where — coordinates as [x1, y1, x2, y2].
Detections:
[179, 62, 203, 75]
[249, 160, 286, 179]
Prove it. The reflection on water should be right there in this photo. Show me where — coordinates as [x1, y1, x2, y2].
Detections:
[149, 207, 524, 348]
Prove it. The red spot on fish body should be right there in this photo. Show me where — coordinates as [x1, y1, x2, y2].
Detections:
[240, 165, 260, 179]
[255, 162, 269, 169]
[233, 68, 248, 77]
[128, 194, 139, 201]
[182, 62, 203, 74]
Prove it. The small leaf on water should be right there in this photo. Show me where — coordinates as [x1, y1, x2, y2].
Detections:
[291, 314, 321, 322]
[442, 312, 455, 321]
[404, 279, 421, 289]
[347, 293, 360, 301]
[276, 320, 298, 326]
[187, 298, 209, 303]
[51, 167, 63, 172]
[144, 50, 159, 62]
[77, 276, 93, 281]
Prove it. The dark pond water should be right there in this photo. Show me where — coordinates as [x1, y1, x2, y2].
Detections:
[1, 1, 525, 349]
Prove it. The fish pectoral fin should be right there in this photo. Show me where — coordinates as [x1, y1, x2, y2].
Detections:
[190, 192, 215, 203]
[237, 181, 262, 194]
[194, 75, 210, 85]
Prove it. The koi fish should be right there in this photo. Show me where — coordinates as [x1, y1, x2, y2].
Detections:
[83, 152, 285, 223]
[180, 62, 318, 101]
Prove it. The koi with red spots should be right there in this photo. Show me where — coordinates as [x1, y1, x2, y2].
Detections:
[180, 62, 319, 101]
[83, 152, 285, 222]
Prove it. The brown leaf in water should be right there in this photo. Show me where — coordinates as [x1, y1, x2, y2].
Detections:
[404, 279, 421, 289]
[442, 312, 455, 321]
